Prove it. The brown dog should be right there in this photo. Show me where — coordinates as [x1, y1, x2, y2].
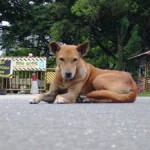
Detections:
[30, 42, 138, 104]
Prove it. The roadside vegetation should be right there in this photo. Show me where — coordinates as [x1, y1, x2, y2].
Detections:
[138, 92, 150, 97]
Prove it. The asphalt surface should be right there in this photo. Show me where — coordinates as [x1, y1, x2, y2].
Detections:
[0, 94, 149, 150]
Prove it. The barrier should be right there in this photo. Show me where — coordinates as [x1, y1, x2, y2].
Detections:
[0, 70, 46, 93]
[0, 70, 56, 94]
[0, 57, 47, 93]
[0, 57, 57, 93]
[46, 68, 55, 84]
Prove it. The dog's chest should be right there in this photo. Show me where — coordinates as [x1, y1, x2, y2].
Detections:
[58, 80, 72, 90]
[80, 83, 93, 95]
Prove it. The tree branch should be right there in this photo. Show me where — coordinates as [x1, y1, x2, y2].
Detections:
[91, 26, 116, 58]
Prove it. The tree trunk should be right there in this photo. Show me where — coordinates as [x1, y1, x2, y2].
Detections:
[117, 29, 124, 70]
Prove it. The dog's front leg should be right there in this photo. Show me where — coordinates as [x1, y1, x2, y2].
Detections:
[30, 82, 59, 104]
[54, 92, 76, 104]
[54, 83, 83, 104]
[30, 92, 57, 104]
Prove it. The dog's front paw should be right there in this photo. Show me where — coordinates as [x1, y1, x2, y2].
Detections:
[30, 96, 41, 104]
[54, 95, 66, 104]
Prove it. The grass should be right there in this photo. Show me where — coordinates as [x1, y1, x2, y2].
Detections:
[138, 91, 150, 96]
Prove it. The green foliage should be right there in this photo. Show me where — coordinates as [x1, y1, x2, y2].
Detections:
[120, 17, 130, 42]
[71, 0, 93, 17]
[0, 0, 150, 79]
[85, 46, 115, 69]
[50, 20, 74, 42]
[47, 57, 56, 68]
[125, 25, 142, 54]
[1, 0, 54, 56]
[6, 46, 33, 56]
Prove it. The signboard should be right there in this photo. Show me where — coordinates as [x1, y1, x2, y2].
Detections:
[0, 59, 13, 78]
[12, 57, 46, 71]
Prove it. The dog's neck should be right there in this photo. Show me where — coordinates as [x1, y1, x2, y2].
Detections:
[76, 59, 89, 79]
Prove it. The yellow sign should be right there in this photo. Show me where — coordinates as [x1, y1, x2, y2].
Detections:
[0, 59, 13, 78]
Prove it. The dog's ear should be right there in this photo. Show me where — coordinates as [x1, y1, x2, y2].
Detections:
[48, 42, 60, 55]
[77, 42, 89, 57]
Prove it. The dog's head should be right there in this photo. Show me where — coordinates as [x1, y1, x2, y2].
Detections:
[49, 42, 89, 80]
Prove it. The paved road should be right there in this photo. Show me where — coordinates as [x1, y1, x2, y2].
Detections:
[0, 94, 149, 150]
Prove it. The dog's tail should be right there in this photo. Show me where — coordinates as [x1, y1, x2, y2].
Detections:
[86, 89, 137, 103]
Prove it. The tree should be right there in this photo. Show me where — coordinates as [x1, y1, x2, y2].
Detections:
[0, 0, 54, 56]
[0, 0, 150, 75]
[71, 0, 144, 70]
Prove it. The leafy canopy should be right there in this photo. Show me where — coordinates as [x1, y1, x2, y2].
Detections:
[0, 0, 150, 72]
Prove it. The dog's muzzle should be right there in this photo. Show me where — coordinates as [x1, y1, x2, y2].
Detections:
[64, 72, 72, 79]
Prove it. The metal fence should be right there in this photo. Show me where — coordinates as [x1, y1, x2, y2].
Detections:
[0, 68, 55, 94]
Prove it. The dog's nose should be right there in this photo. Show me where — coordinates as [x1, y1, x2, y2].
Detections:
[65, 72, 72, 79]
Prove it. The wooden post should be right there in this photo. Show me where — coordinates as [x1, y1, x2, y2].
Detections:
[145, 61, 149, 92]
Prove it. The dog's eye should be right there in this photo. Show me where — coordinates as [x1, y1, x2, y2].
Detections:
[60, 58, 64, 62]
[73, 58, 78, 62]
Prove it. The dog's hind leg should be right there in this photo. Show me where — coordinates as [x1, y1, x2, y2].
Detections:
[85, 90, 136, 103]
[78, 95, 112, 103]
[83, 98, 112, 103]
